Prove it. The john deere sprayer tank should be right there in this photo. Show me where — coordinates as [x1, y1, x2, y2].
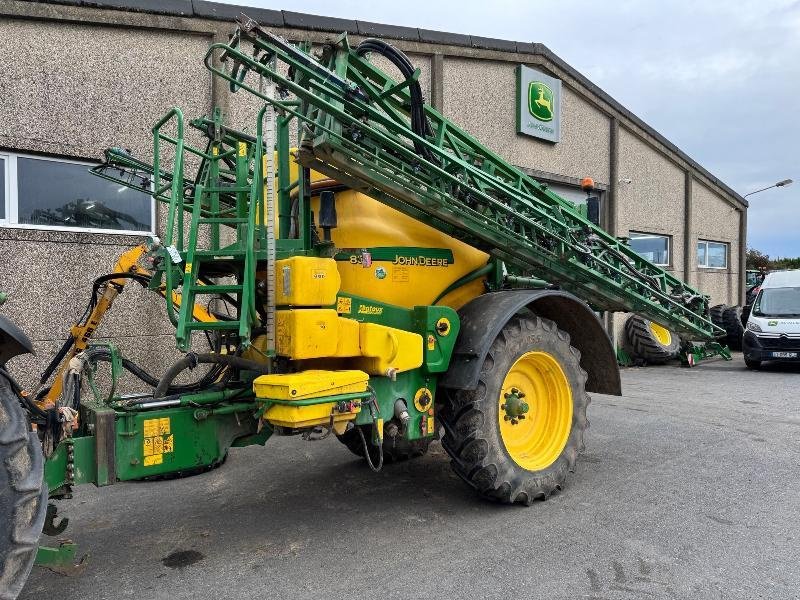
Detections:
[313, 190, 490, 309]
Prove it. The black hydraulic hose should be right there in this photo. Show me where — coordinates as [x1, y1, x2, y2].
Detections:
[84, 347, 227, 395]
[153, 353, 271, 398]
[38, 336, 75, 387]
[78, 272, 152, 326]
[355, 39, 436, 164]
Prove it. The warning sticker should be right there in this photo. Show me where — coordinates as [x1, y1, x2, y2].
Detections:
[337, 296, 352, 314]
[143, 417, 174, 467]
[392, 266, 409, 283]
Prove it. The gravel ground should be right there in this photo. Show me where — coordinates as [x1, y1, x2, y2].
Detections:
[19, 354, 800, 600]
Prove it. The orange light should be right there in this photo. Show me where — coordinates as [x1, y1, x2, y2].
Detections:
[580, 177, 595, 192]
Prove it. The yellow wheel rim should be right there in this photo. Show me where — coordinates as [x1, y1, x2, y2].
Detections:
[498, 351, 573, 471]
[648, 322, 672, 346]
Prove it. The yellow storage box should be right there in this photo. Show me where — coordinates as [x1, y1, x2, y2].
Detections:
[254, 370, 369, 430]
[275, 256, 340, 306]
[253, 369, 369, 400]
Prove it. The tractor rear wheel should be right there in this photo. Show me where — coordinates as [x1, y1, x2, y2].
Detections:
[722, 306, 744, 351]
[336, 425, 431, 464]
[439, 316, 588, 504]
[710, 304, 727, 329]
[0, 374, 47, 600]
[624, 315, 680, 364]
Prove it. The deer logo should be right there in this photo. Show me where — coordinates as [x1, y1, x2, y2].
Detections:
[528, 81, 554, 122]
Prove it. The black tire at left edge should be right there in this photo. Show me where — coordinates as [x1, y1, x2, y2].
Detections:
[0, 374, 47, 600]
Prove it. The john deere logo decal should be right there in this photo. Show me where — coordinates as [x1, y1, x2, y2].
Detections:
[528, 82, 554, 122]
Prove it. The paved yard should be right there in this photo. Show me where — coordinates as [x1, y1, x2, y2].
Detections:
[20, 355, 800, 599]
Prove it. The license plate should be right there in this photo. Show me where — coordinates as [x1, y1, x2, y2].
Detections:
[771, 351, 798, 358]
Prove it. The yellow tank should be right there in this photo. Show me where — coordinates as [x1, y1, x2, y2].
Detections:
[277, 157, 489, 310]
[311, 190, 489, 310]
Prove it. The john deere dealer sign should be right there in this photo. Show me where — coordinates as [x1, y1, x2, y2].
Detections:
[516, 65, 561, 143]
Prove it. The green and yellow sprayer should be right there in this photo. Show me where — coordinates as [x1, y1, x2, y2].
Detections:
[0, 14, 726, 597]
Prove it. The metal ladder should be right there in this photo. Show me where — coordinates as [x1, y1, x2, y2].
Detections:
[149, 108, 273, 351]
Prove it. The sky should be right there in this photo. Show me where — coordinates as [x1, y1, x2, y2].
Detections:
[217, 0, 799, 257]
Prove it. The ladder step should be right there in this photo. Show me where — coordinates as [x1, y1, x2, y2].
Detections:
[194, 249, 247, 258]
[203, 186, 251, 193]
[198, 217, 248, 224]
[184, 321, 241, 331]
[189, 284, 243, 294]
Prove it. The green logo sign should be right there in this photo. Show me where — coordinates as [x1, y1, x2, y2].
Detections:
[517, 65, 561, 142]
[528, 81, 554, 122]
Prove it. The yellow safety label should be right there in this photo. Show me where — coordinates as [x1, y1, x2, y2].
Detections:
[184, 263, 192, 274]
[337, 296, 352, 314]
[392, 266, 409, 283]
[238, 142, 246, 157]
[427, 334, 436, 351]
[142, 417, 174, 467]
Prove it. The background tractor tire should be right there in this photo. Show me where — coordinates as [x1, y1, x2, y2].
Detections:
[0, 375, 47, 600]
[722, 306, 745, 351]
[439, 315, 589, 505]
[337, 425, 431, 464]
[624, 315, 680, 364]
[710, 304, 727, 329]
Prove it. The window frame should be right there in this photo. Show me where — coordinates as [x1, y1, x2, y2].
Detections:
[1, 151, 155, 236]
[697, 239, 728, 269]
[0, 153, 9, 225]
[628, 230, 671, 267]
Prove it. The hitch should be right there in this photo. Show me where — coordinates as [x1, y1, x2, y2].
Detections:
[680, 341, 732, 367]
[35, 541, 89, 576]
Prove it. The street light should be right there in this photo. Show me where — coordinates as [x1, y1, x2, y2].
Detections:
[744, 178, 793, 198]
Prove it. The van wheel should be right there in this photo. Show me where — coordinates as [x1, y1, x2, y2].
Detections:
[744, 358, 761, 370]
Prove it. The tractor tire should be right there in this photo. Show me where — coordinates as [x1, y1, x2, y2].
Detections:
[337, 425, 431, 464]
[722, 306, 745, 351]
[710, 304, 727, 329]
[439, 315, 589, 505]
[741, 304, 752, 326]
[624, 315, 680, 364]
[0, 374, 47, 600]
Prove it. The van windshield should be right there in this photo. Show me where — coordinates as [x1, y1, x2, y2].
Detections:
[753, 287, 800, 318]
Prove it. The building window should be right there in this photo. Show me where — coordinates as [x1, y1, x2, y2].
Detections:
[1, 153, 153, 235]
[629, 231, 670, 266]
[697, 239, 728, 269]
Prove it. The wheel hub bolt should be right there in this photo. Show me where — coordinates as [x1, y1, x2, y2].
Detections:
[501, 388, 529, 424]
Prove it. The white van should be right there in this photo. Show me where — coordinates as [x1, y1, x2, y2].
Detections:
[743, 269, 800, 369]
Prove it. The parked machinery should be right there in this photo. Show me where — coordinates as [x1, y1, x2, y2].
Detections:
[0, 15, 725, 596]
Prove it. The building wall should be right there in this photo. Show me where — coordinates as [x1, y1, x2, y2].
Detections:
[0, 18, 213, 387]
[691, 181, 741, 306]
[616, 126, 686, 274]
[442, 57, 610, 182]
